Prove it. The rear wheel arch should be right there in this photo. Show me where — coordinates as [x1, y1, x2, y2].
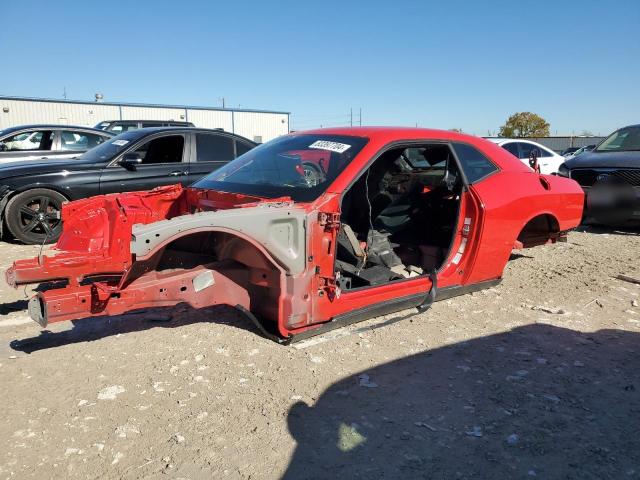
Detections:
[516, 213, 560, 248]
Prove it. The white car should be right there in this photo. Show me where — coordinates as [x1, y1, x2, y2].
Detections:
[486, 138, 565, 175]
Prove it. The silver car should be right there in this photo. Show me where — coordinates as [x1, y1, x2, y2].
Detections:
[0, 125, 113, 164]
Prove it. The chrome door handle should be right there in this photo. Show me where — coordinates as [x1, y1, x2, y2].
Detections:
[169, 170, 186, 176]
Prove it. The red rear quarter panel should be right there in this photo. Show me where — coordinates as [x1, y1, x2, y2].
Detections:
[468, 171, 583, 282]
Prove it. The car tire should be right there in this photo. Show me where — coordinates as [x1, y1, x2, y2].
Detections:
[301, 162, 325, 187]
[5, 189, 67, 245]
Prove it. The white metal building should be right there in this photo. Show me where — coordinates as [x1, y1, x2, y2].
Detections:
[0, 96, 290, 143]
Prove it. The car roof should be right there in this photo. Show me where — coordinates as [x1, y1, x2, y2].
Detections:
[113, 126, 256, 142]
[292, 127, 532, 173]
[485, 138, 551, 148]
[100, 120, 192, 124]
[0, 124, 112, 135]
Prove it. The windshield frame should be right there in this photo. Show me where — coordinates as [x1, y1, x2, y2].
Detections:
[191, 133, 370, 202]
[76, 130, 149, 163]
[595, 126, 640, 152]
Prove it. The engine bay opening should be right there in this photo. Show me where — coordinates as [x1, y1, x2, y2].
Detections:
[336, 143, 464, 290]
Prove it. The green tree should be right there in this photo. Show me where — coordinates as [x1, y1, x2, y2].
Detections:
[499, 112, 550, 137]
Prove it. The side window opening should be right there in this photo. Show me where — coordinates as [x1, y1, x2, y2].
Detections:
[60, 131, 107, 151]
[1, 130, 53, 151]
[337, 143, 464, 290]
[110, 122, 139, 134]
[502, 142, 519, 157]
[235, 140, 254, 157]
[195, 133, 235, 162]
[133, 135, 185, 164]
[451, 142, 498, 184]
[516, 142, 540, 160]
[539, 148, 555, 158]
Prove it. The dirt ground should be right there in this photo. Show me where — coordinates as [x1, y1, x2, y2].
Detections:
[0, 228, 638, 479]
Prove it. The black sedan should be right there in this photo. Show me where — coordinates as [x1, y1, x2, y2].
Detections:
[0, 127, 256, 244]
[558, 124, 640, 226]
[0, 125, 114, 164]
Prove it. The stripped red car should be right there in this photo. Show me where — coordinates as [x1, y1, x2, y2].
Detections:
[6, 128, 584, 343]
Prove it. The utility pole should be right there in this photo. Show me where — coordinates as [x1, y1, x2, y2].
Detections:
[63, 86, 67, 100]
[350, 108, 353, 127]
[359, 108, 362, 126]
[219, 97, 226, 109]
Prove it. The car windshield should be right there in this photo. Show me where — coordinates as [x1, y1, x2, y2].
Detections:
[77, 130, 145, 162]
[192, 134, 369, 202]
[596, 126, 640, 152]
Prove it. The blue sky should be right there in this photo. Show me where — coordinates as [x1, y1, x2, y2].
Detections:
[1, 0, 638, 135]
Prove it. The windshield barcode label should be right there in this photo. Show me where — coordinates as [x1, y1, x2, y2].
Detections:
[308, 140, 351, 153]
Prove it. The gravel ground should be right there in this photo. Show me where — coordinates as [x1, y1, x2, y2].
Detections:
[0, 228, 639, 479]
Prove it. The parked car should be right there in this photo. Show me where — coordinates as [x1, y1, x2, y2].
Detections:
[0, 125, 113, 164]
[558, 124, 640, 226]
[563, 144, 596, 161]
[6, 127, 584, 340]
[0, 127, 256, 244]
[487, 138, 565, 174]
[561, 147, 580, 157]
[94, 120, 195, 133]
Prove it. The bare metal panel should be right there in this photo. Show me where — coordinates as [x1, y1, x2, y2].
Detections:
[131, 204, 307, 274]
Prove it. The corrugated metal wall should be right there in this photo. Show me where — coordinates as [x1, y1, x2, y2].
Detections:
[185, 109, 233, 132]
[0, 98, 290, 142]
[119, 106, 186, 122]
[0, 99, 119, 128]
[525, 136, 605, 152]
[233, 112, 289, 143]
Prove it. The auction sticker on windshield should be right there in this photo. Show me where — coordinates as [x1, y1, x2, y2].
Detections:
[308, 140, 351, 153]
[112, 140, 129, 146]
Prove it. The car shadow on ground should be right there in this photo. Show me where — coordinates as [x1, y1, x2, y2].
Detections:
[283, 324, 640, 479]
[9, 304, 263, 354]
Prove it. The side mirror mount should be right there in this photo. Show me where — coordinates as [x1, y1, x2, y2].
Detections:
[529, 149, 540, 173]
[119, 152, 143, 170]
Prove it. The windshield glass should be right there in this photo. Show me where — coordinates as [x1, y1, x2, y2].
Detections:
[192, 134, 369, 202]
[77, 131, 144, 162]
[596, 126, 640, 152]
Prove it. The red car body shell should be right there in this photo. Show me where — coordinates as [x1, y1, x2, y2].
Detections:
[5, 128, 584, 340]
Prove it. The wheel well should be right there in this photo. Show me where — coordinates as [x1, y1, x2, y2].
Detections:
[4, 187, 70, 211]
[517, 214, 560, 248]
[128, 230, 282, 325]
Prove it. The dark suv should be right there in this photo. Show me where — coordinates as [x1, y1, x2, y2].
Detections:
[95, 120, 195, 134]
[559, 124, 640, 226]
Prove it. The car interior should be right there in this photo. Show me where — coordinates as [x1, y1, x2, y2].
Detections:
[336, 143, 463, 290]
[133, 135, 185, 164]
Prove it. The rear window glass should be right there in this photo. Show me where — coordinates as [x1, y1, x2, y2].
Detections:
[452, 143, 498, 183]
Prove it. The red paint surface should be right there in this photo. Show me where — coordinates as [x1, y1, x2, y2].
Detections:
[5, 128, 584, 338]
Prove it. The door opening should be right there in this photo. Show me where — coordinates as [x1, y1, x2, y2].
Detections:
[336, 143, 464, 290]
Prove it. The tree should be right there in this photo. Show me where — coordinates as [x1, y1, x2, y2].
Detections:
[499, 112, 550, 137]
